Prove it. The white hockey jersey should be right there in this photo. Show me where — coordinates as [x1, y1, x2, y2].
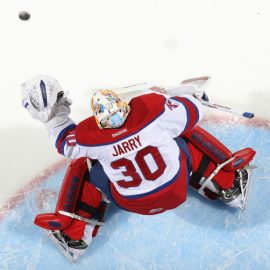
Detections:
[49, 93, 202, 214]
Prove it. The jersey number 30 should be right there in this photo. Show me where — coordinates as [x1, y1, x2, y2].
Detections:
[110, 146, 166, 188]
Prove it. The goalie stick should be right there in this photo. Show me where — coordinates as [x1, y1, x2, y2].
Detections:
[200, 100, 254, 119]
[114, 76, 255, 119]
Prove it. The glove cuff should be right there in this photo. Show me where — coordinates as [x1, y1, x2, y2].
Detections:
[44, 115, 70, 130]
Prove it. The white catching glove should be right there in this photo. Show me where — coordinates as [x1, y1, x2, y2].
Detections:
[21, 75, 72, 128]
[21, 90, 55, 123]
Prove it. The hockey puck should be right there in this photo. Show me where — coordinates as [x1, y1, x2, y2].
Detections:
[19, 11, 30, 21]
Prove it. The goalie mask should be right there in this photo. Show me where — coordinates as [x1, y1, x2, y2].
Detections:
[91, 89, 130, 129]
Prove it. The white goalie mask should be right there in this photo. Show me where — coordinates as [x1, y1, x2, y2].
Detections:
[21, 75, 63, 122]
[91, 89, 130, 129]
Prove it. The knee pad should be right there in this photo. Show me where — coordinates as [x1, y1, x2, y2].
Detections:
[35, 158, 92, 230]
[184, 126, 256, 197]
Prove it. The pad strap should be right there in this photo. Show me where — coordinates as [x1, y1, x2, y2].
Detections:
[189, 155, 211, 187]
[77, 201, 104, 221]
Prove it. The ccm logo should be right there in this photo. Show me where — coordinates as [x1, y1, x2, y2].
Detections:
[233, 158, 244, 167]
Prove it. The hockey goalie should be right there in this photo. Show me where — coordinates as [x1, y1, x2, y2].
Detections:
[21, 75, 256, 262]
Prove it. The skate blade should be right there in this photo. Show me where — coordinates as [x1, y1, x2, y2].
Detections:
[239, 166, 254, 211]
[45, 230, 78, 263]
[221, 165, 255, 211]
[230, 166, 254, 211]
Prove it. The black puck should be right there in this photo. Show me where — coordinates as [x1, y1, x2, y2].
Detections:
[19, 11, 30, 21]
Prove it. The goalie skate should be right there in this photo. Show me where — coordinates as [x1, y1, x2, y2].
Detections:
[45, 228, 92, 262]
[221, 166, 255, 210]
[46, 231, 84, 262]
[44, 198, 109, 262]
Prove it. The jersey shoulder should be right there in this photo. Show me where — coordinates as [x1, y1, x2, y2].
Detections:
[127, 93, 166, 124]
[75, 93, 166, 146]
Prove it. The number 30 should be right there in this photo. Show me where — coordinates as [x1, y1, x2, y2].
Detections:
[110, 146, 166, 188]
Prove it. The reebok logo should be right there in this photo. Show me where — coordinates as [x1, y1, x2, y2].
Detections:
[112, 128, 127, 138]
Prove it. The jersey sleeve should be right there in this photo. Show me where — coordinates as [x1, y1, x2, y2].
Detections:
[47, 118, 95, 160]
[159, 94, 203, 137]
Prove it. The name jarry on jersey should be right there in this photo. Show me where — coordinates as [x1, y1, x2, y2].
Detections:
[112, 135, 142, 156]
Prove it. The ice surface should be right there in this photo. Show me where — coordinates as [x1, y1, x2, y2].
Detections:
[0, 121, 269, 270]
[1, 1, 270, 269]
